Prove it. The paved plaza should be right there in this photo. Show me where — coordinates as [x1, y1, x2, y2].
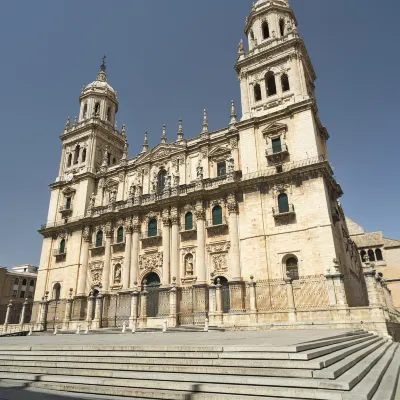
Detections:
[0, 328, 355, 348]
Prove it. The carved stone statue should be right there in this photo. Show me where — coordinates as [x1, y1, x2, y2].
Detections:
[114, 264, 121, 283]
[196, 160, 203, 180]
[185, 255, 194, 276]
[89, 192, 96, 208]
[110, 188, 117, 203]
[129, 184, 135, 199]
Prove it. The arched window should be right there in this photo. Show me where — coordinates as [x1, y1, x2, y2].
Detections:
[12, 278, 19, 297]
[254, 84, 262, 102]
[94, 103, 100, 116]
[83, 103, 88, 119]
[212, 205, 223, 226]
[250, 30, 255, 41]
[65, 197, 71, 210]
[67, 154, 72, 168]
[117, 227, 124, 243]
[266, 72, 277, 96]
[53, 283, 61, 301]
[148, 219, 158, 237]
[73, 145, 80, 164]
[96, 230, 103, 247]
[217, 161, 226, 177]
[82, 148, 86, 163]
[185, 212, 193, 231]
[368, 249, 376, 262]
[360, 250, 366, 262]
[278, 193, 289, 214]
[375, 249, 383, 261]
[281, 74, 290, 92]
[30, 280, 35, 287]
[158, 170, 167, 192]
[286, 257, 299, 280]
[14, 278, 19, 286]
[106, 107, 111, 121]
[279, 19, 285, 37]
[22, 279, 27, 286]
[59, 239, 66, 254]
[262, 21, 270, 39]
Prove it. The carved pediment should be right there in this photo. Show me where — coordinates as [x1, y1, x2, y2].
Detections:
[208, 145, 231, 158]
[62, 186, 76, 196]
[136, 144, 185, 164]
[104, 178, 119, 190]
[262, 122, 288, 137]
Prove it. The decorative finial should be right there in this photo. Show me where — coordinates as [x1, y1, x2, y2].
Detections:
[101, 55, 107, 71]
[161, 124, 167, 144]
[142, 131, 149, 153]
[229, 100, 237, 127]
[65, 116, 70, 130]
[121, 138, 128, 161]
[202, 109, 209, 135]
[73, 116, 77, 127]
[238, 39, 245, 55]
[97, 55, 107, 82]
[177, 119, 184, 141]
[114, 121, 118, 130]
[121, 124, 126, 136]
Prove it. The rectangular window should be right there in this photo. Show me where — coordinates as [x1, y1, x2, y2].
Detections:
[66, 197, 71, 210]
[12, 290, 17, 297]
[217, 162, 226, 177]
[272, 138, 282, 154]
[20, 291, 25, 298]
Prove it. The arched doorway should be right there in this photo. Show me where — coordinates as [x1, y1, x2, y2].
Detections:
[214, 276, 230, 313]
[143, 272, 161, 317]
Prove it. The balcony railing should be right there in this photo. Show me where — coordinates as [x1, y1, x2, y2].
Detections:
[266, 144, 289, 164]
[272, 204, 296, 219]
[53, 248, 66, 256]
[59, 205, 73, 215]
[89, 242, 105, 249]
[140, 230, 162, 240]
[206, 217, 228, 228]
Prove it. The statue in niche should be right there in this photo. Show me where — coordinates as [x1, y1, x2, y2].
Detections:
[185, 254, 194, 276]
[89, 192, 96, 208]
[196, 160, 203, 180]
[129, 184, 135, 198]
[109, 188, 117, 203]
[114, 264, 121, 283]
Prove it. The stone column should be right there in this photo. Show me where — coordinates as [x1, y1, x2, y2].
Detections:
[139, 283, 148, 328]
[285, 275, 296, 323]
[130, 224, 140, 288]
[248, 276, 258, 323]
[86, 294, 95, 325]
[62, 289, 74, 330]
[19, 298, 28, 325]
[214, 279, 223, 325]
[195, 201, 206, 284]
[92, 295, 103, 330]
[227, 193, 241, 281]
[77, 227, 91, 296]
[170, 208, 180, 284]
[325, 263, 348, 307]
[363, 260, 380, 307]
[162, 210, 171, 286]
[168, 280, 178, 328]
[4, 300, 13, 326]
[129, 288, 139, 329]
[38, 292, 49, 330]
[101, 223, 113, 292]
[123, 222, 133, 290]
[239, 71, 250, 120]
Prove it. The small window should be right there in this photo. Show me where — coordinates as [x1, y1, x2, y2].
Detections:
[106, 107, 111, 121]
[82, 148, 86, 163]
[157, 170, 167, 191]
[272, 138, 282, 154]
[20, 291, 25, 298]
[262, 21, 270, 39]
[217, 161, 226, 177]
[67, 154, 72, 168]
[185, 212, 193, 231]
[59, 239, 66, 254]
[278, 193, 289, 214]
[286, 257, 299, 280]
[148, 219, 158, 237]
[279, 19, 285, 37]
[360, 250, 366, 262]
[112, 157, 116, 165]
[96, 230, 103, 247]
[266, 72, 277, 96]
[281, 74, 290, 92]
[250, 30, 255, 41]
[65, 197, 71, 210]
[22, 279, 27, 286]
[375, 249, 383, 261]
[212, 205, 223, 226]
[74, 145, 80, 164]
[83, 103, 88, 119]
[30, 280, 35, 287]
[117, 227, 124, 243]
[254, 84, 262, 102]
[368, 249, 376, 262]
[107, 153, 111, 166]
[276, 165, 283, 173]
[94, 103, 100, 116]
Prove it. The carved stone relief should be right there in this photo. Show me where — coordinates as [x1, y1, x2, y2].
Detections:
[139, 252, 163, 272]
[90, 261, 103, 287]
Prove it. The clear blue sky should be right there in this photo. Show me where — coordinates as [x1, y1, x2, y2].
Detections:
[0, 1, 399, 268]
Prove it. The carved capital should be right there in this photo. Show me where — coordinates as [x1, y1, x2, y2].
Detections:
[226, 192, 238, 214]
[82, 226, 91, 242]
[105, 222, 113, 238]
[132, 224, 141, 233]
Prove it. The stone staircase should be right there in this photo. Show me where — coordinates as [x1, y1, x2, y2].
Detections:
[0, 330, 399, 399]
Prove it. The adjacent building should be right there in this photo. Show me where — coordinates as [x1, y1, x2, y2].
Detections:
[0, 265, 37, 324]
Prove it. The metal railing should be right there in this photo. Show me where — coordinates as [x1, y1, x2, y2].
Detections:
[53, 248, 67, 256]
[206, 217, 228, 228]
[140, 230, 162, 240]
[59, 205, 73, 213]
[272, 204, 295, 216]
[266, 144, 289, 156]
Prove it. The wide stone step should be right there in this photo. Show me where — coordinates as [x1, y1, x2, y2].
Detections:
[0, 359, 314, 378]
[372, 345, 400, 400]
[342, 343, 398, 400]
[0, 372, 345, 399]
[313, 338, 385, 379]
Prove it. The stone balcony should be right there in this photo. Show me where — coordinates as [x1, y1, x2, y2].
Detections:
[272, 204, 296, 223]
[266, 144, 289, 165]
[180, 227, 197, 241]
[206, 218, 228, 236]
[59, 205, 73, 216]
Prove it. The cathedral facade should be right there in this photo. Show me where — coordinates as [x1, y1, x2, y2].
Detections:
[33, 0, 399, 336]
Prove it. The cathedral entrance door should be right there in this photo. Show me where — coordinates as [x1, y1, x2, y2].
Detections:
[144, 272, 161, 318]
